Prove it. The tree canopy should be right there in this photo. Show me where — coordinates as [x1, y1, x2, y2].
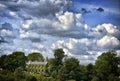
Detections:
[92, 51, 120, 81]
[0, 50, 120, 81]
[27, 52, 44, 61]
[0, 51, 27, 71]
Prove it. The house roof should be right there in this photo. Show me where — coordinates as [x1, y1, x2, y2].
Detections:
[26, 61, 47, 65]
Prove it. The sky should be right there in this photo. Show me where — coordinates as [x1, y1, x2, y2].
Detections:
[0, 0, 120, 65]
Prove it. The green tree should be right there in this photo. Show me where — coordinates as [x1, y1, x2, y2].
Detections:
[26, 75, 37, 81]
[27, 52, 44, 61]
[48, 48, 65, 78]
[93, 51, 120, 81]
[0, 69, 15, 81]
[14, 67, 25, 81]
[58, 58, 81, 81]
[54, 48, 65, 66]
[0, 52, 27, 71]
[85, 64, 94, 81]
[54, 48, 65, 61]
[0, 55, 7, 69]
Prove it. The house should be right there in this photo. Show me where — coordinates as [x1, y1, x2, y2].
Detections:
[26, 59, 48, 73]
[26, 61, 47, 65]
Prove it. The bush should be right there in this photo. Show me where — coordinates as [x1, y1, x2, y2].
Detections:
[26, 75, 37, 81]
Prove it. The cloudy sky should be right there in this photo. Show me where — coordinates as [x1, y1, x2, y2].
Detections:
[0, 0, 120, 65]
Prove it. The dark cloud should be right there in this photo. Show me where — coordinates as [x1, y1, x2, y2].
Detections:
[77, 7, 104, 14]
[0, 0, 18, 2]
[0, 10, 15, 19]
[0, 22, 19, 45]
[0, 0, 72, 18]
[81, 8, 91, 14]
[0, 36, 5, 43]
[0, 1, 22, 11]
[0, 22, 13, 31]
[96, 7, 104, 12]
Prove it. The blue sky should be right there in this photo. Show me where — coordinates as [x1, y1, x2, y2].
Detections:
[71, 0, 120, 26]
[0, 0, 120, 65]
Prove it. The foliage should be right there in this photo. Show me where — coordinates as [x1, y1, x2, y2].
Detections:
[93, 51, 120, 81]
[14, 67, 25, 81]
[27, 52, 44, 61]
[58, 58, 81, 81]
[0, 70, 15, 81]
[48, 48, 65, 76]
[85, 64, 94, 81]
[0, 50, 120, 81]
[26, 75, 37, 81]
[0, 51, 27, 71]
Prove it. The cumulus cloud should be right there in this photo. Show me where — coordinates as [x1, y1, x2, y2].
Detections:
[51, 22, 120, 64]
[52, 38, 92, 55]
[90, 23, 120, 50]
[97, 35, 120, 49]
[26, 11, 88, 39]
[51, 38, 98, 65]
[90, 23, 120, 39]
[53, 11, 83, 30]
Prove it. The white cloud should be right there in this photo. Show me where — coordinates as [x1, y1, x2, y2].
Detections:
[52, 38, 92, 55]
[102, 23, 120, 37]
[116, 50, 120, 57]
[51, 38, 99, 65]
[24, 11, 88, 39]
[0, 29, 13, 37]
[53, 12, 74, 30]
[91, 23, 120, 38]
[20, 30, 39, 39]
[0, 3, 6, 10]
[32, 43, 44, 49]
[53, 11, 84, 30]
[22, 20, 33, 29]
[97, 35, 120, 49]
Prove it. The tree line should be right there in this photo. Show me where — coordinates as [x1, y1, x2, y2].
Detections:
[0, 48, 120, 81]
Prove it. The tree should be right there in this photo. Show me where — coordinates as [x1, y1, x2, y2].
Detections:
[54, 48, 65, 65]
[48, 48, 65, 78]
[27, 52, 44, 61]
[0, 51, 27, 71]
[26, 75, 37, 81]
[14, 67, 25, 81]
[93, 51, 120, 81]
[85, 64, 94, 81]
[0, 69, 15, 81]
[58, 58, 81, 81]
[0, 55, 7, 69]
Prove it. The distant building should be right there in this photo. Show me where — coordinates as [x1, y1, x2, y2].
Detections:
[26, 57, 48, 73]
[26, 57, 48, 65]
[26, 61, 47, 65]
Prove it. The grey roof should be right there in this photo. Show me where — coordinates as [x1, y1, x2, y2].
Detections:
[26, 61, 47, 65]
